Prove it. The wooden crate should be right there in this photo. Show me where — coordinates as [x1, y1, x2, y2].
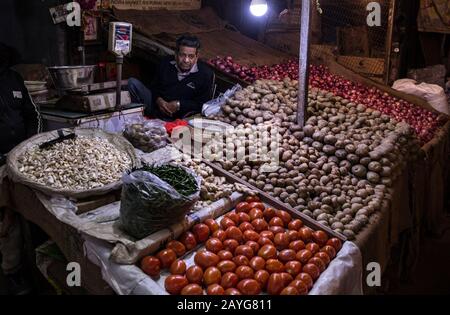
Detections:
[109, 0, 201, 11]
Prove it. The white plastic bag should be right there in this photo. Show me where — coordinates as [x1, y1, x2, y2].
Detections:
[202, 84, 242, 117]
[392, 79, 449, 115]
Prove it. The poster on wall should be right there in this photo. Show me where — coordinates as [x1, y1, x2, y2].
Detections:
[84, 15, 99, 42]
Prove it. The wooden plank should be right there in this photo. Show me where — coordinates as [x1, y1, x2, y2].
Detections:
[337, 55, 385, 76]
[384, 0, 396, 84]
[337, 26, 370, 57]
[110, 0, 201, 11]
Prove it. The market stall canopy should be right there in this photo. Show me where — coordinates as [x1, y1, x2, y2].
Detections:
[113, 7, 293, 66]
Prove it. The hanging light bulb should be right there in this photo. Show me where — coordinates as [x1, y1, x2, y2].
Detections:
[249, 0, 268, 17]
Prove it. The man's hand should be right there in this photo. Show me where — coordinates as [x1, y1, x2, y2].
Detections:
[157, 98, 179, 117]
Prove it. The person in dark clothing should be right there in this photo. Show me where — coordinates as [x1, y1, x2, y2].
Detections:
[128, 35, 214, 120]
[0, 44, 39, 153]
[0, 42, 38, 295]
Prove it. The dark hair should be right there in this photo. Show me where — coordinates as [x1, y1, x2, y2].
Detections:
[175, 35, 201, 53]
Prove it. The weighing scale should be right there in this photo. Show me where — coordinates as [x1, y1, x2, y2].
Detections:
[52, 22, 135, 113]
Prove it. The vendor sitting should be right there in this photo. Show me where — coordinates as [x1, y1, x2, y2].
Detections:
[128, 35, 214, 120]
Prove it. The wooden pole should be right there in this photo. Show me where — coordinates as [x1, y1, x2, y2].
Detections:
[384, 0, 396, 84]
[297, 0, 312, 127]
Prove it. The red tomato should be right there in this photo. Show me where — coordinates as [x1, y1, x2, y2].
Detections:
[224, 288, 242, 295]
[251, 218, 269, 232]
[296, 273, 314, 289]
[186, 265, 203, 285]
[235, 265, 254, 280]
[220, 272, 239, 289]
[204, 218, 220, 233]
[302, 263, 321, 280]
[258, 237, 274, 247]
[207, 284, 225, 295]
[248, 202, 265, 211]
[205, 238, 223, 253]
[267, 273, 285, 295]
[225, 226, 243, 242]
[254, 270, 270, 290]
[236, 202, 251, 213]
[181, 283, 203, 295]
[140, 256, 161, 277]
[234, 245, 254, 259]
[298, 227, 313, 242]
[258, 244, 277, 260]
[212, 229, 227, 242]
[166, 240, 186, 257]
[321, 245, 337, 259]
[308, 257, 326, 272]
[285, 261, 302, 277]
[238, 212, 251, 224]
[287, 230, 300, 242]
[306, 242, 320, 255]
[263, 208, 277, 221]
[289, 279, 308, 295]
[245, 195, 260, 203]
[220, 217, 236, 230]
[245, 196, 260, 203]
[203, 267, 222, 286]
[232, 255, 250, 267]
[223, 239, 239, 253]
[192, 223, 210, 243]
[194, 250, 219, 269]
[239, 222, 255, 232]
[165, 275, 188, 295]
[237, 279, 261, 295]
[326, 238, 343, 251]
[269, 226, 285, 235]
[216, 260, 236, 274]
[274, 232, 290, 250]
[289, 240, 306, 252]
[157, 249, 177, 269]
[288, 219, 304, 231]
[280, 272, 294, 286]
[217, 250, 233, 261]
[245, 241, 260, 254]
[269, 217, 284, 227]
[296, 249, 313, 264]
[243, 230, 260, 242]
[280, 286, 299, 295]
[249, 256, 266, 271]
[276, 210, 292, 226]
[170, 259, 187, 275]
[179, 232, 197, 251]
[315, 252, 331, 266]
[226, 212, 239, 224]
[278, 249, 296, 263]
[260, 230, 274, 241]
[249, 208, 264, 221]
[312, 230, 329, 246]
[266, 259, 285, 273]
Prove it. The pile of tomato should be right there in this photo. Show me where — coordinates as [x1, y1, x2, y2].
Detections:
[140, 196, 343, 295]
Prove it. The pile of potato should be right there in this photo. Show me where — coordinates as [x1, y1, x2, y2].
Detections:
[210, 79, 421, 239]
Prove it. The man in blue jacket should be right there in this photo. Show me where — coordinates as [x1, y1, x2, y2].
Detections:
[128, 35, 214, 120]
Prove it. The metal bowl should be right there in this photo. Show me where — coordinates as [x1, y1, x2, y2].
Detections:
[47, 65, 96, 91]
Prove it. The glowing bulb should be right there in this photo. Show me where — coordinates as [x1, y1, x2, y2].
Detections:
[249, 0, 268, 17]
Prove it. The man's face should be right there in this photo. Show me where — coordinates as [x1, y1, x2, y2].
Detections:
[175, 46, 198, 72]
